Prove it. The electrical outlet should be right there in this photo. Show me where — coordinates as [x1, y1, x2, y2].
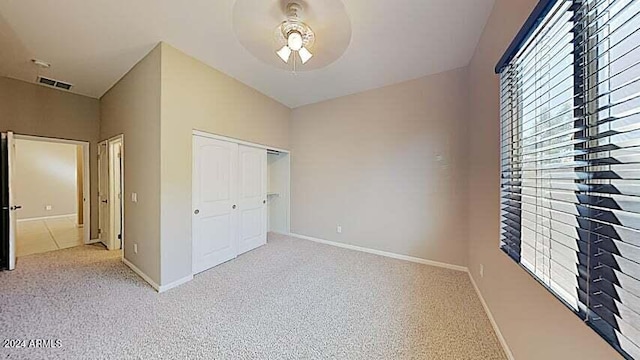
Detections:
[134, 243, 138, 254]
[45, 205, 52, 211]
[480, 264, 484, 278]
[336, 225, 342, 234]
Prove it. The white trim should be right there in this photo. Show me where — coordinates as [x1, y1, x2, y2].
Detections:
[86, 238, 101, 245]
[468, 273, 515, 360]
[14, 134, 88, 146]
[192, 130, 290, 154]
[268, 230, 291, 237]
[123, 258, 193, 293]
[289, 232, 468, 272]
[158, 275, 193, 293]
[123, 258, 160, 291]
[17, 213, 76, 222]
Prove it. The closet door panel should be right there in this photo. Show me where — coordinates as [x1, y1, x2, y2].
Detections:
[192, 136, 238, 274]
[237, 145, 267, 255]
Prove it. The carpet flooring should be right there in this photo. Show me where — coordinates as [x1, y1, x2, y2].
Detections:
[0, 233, 506, 359]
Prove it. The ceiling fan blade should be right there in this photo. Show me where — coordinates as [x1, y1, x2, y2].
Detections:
[276, 46, 292, 63]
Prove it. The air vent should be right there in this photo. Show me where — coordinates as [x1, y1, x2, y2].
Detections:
[38, 76, 56, 86]
[37, 76, 73, 91]
[54, 81, 72, 90]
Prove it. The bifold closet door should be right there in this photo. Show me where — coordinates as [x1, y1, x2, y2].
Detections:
[192, 136, 239, 274]
[237, 145, 267, 255]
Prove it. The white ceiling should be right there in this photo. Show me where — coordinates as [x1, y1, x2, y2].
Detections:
[0, 0, 495, 108]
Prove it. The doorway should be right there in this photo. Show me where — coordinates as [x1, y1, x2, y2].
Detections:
[0, 132, 91, 268]
[98, 135, 124, 252]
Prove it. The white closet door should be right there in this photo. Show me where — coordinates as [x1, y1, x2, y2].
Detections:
[192, 136, 238, 274]
[237, 145, 267, 255]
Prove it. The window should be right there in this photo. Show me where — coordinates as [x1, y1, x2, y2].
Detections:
[498, 0, 640, 358]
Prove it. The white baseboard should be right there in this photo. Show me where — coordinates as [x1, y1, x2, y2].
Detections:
[289, 232, 468, 272]
[122, 258, 192, 293]
[268, 230, 291, 237]
[158, 275, 193, 293]
[468, 273, 514, 360]
[122, 258, 160, 291]
[85, 238, 102, 245]
[17, 213, 77, 222]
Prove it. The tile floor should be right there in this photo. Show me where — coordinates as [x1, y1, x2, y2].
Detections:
[16, 215, 85, 257]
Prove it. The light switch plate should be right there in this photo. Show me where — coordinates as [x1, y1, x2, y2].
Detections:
[131, 193, 138, 203]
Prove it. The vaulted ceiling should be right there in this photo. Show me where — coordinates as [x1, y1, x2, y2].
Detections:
[0, 0, 495, 108]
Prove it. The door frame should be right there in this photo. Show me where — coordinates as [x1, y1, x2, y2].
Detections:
[13, 134, 91, 245]
[192, 130, 291, 234]
[98, 134, 124, 253]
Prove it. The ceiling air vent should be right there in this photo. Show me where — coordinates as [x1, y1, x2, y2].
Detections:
[37, 76, 73, 91]
[54, 81, 72, 90]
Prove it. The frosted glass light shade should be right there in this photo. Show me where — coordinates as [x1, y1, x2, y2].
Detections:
[298, 47, 313, 64]
[287, 32, 303, 51]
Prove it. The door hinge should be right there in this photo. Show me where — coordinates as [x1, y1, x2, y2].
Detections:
[98, 228, 102, 234]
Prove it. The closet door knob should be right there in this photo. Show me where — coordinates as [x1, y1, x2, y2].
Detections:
[232, 205, 237, 209]
[263, 200, 266, 204]
[194, 209, 199, 215]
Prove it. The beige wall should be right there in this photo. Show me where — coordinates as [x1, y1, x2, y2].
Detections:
[0, 76, 99, 237]
[159, 43, 291, 285]
[14, 139, 77, 219]
[290, 67, 469, 267]
[466, 0, 623, 358]
[100, 45, 162, 284]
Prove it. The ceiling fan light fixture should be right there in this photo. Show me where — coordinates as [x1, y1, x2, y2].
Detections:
[274, 2, 315, 69]
[276, 45, 292, 63]
[287, 31, 303, 51]
[298, 47, 313, 64]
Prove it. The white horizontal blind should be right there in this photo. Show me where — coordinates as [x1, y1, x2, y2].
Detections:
[499, 0, 640, 358]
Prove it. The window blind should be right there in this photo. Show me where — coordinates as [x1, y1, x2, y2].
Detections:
[498, 0, 640, 359]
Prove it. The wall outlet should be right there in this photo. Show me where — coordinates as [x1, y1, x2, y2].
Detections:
[480, 264, 484, 278]
[45, 205, 52, 211]
[131, 193, 138, 203]
[134, 243, 138, 254]
[336, 225, 342, 234]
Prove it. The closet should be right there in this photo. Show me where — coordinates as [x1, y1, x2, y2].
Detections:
[192, 134, 267, 274]
[191, 132, 290, 275]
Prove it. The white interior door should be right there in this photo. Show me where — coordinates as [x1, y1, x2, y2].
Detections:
[98, 140, 110, 248]
[109, 140, 123, 250]
[192, 135, 238, 274]
[237, 145, 267, 255]
[7, 132, 17, 270]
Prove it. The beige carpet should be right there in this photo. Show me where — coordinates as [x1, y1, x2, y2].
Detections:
[0, 233, 506, 359]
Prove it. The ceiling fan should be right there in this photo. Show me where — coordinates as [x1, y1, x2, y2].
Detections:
[275, 2, 315, 69]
